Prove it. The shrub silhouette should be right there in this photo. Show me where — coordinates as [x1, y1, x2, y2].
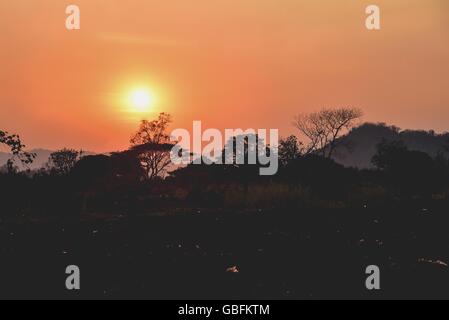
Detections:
[372, 139, 445, 196]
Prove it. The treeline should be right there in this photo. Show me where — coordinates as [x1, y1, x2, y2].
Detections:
[1, 109, 449, 220]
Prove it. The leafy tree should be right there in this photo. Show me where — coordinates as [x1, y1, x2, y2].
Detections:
[0, 130, 36, 172]
[279, 135, 302, 166]
[130, 113, 175, 180]
[293, 108, 363, 158]
[371, 140, 408, 171]
[47, 148, 83, 175]
[372, 139, 441, 195]
[221, 134, 273, 166]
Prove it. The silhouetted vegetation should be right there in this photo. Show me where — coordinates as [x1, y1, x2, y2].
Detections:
[47, 148, 83, 175]
[130, 113, 175, 180]
[293, 108, 363, 158]
[0, 130, 35, 173]
[1, 109, 449, 299]
[2, 110, 449, 220]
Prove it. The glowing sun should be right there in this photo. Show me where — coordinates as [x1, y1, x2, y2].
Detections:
[129, 88, 154, 112]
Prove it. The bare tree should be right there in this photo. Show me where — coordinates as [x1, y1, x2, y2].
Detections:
[130, 113, 175, 180]
[0, 130, 36, 172]
[293, 108, 363, 158]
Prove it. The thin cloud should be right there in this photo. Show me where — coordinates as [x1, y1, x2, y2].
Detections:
[97, 32, 188, 48]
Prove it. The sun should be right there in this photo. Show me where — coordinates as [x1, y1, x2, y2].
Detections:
[129, 88, 154, 112]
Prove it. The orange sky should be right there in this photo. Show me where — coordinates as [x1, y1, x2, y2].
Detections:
[1, 0, 448, 152]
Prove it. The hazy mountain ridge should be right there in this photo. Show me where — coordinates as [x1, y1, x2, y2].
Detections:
[0, 149, 54, 171]
[333, 123, 449, 168]
[0, 149, 95, 171]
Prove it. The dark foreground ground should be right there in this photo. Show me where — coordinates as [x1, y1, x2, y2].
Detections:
[0, 205, 448, 300]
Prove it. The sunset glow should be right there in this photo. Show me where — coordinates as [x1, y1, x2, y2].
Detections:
[128, 88, 154, 113]
[0, 0, 448, 153]
[1, 0, 449, 301]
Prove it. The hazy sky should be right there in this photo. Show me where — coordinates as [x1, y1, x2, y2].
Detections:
[1, 0, 448, 152]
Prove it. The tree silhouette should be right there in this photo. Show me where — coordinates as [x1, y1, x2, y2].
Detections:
[47, 148, 83, 175]
[372, 139, 440, 195]
[279, 135, 303, 166]
[221, 134, 271, 166]
[0, 130, 35, 172]
[293, 108, 363, 158]
[371, 139, 408, 171]
[130, 113, 175, 180]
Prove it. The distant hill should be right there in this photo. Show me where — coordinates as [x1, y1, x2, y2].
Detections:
[332, 123, 449, 168]
[0, 149, 54, 171]
[0, 149, 95, 171]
